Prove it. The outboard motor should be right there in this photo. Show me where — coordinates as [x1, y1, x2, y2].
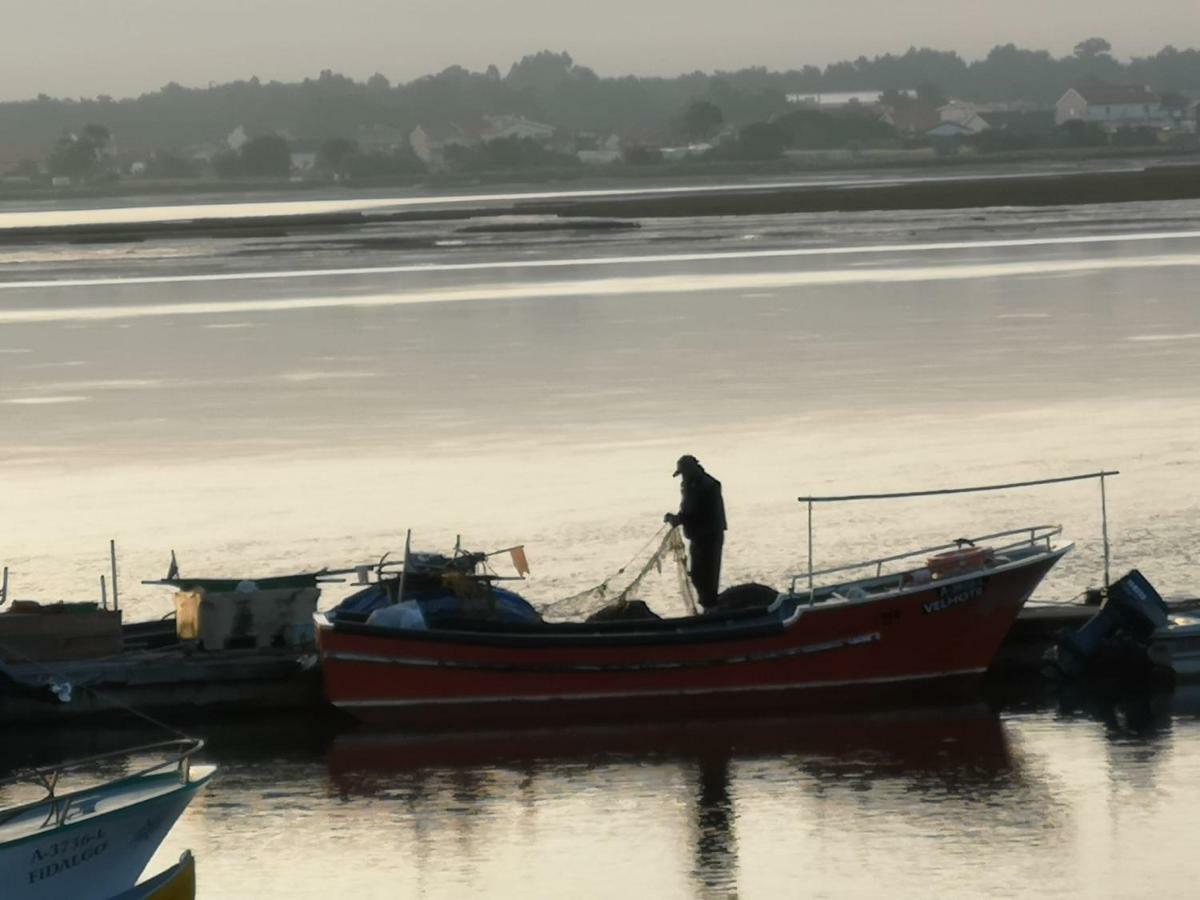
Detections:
[1051, 569, 1168, 678]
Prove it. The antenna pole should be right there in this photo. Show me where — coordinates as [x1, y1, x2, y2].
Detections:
[396, 529, 412, 604]
[110, 540, 119, 612]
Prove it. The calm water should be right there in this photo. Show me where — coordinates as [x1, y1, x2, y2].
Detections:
[3, 190, 1200, 896]
[4, 690, 1200, 899]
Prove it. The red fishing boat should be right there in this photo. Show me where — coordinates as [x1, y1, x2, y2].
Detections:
[316, 524, 1071, 727]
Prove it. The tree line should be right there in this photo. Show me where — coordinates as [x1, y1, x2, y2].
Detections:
[3, 40, 1199, 157]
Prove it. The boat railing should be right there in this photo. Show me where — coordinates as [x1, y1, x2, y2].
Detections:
[0, 737, 203, 830]
[787, 524, 1064, 599]
[795, 470, 1117, 602]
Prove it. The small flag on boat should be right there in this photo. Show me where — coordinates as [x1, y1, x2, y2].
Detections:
[166, 550, 179, 580]
[510, 546, 530, 577]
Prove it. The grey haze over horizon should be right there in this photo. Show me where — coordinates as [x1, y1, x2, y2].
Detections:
[3, 0, 1196, 103]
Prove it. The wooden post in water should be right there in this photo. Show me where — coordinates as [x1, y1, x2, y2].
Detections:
[1, 566, 8, 607]
[100, 574, 107, 610]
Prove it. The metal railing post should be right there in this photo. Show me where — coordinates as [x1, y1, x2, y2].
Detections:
[807, 500, 814, 603]
[1100, 473, 1111, 587]
[793, 470, 1116, 593]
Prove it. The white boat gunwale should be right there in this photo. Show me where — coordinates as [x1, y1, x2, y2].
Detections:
[0, 738, 209, 846]
[783, 525, 1073, 616]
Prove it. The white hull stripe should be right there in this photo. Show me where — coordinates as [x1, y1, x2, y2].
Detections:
[332, 667, 987, 709]
[323, 631, 882, 674]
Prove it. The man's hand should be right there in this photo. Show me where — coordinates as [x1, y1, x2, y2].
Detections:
[663, 513, 680, 527]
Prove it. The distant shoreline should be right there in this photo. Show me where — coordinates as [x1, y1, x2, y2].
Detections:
[2, 155, 1199, 246]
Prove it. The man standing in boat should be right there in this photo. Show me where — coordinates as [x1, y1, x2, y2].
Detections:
[664, 454, 727, 609]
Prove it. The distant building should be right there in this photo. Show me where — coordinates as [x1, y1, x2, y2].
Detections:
[937, 101, 990, 134]
[786, 90, 907, 108]
[289, 151, 317, 172]
[226, 126, 249, 151]
[1055, 80, 1166, 130]
[1160, 95, 1199, 134]
[481, 114, 556, 142]
[577, 134, 623, 165]
[881, 100, 941, 135]
[409, 123, 473, 168]
[927, 121, 977, 139]
[410, 115, 557, 169]
[659, 143, 713, 161]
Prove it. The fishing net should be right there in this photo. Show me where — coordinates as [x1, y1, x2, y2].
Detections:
[538, 525, 696, 621]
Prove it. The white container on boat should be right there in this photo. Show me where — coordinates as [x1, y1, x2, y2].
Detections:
[173, 583, 320, 650]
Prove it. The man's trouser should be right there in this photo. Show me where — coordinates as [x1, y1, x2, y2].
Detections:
[689, 536, 724, 609]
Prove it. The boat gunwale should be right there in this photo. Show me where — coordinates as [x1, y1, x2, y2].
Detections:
[0, 766, 214, 852]
[317, 542, 1071, 651]
[0, 738, 205, 832]
[108, 850, 195, 900]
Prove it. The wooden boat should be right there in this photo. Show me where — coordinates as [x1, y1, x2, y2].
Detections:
[108, 851, 196, 900]
[316, 525, 1070, 727]
[0, 740, 214, 900]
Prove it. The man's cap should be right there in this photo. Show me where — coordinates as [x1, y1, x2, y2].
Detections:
[673, 454, 699, 477]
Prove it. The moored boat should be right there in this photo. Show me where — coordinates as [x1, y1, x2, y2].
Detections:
[316, 525, 1070, 727]
[108, 851, 196, 900]
[0, 740, 214, 900]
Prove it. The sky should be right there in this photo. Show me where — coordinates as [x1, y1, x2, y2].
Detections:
[2, 0, 1196, 102]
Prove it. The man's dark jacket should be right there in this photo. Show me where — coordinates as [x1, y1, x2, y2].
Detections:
[677, 471, 727, 541]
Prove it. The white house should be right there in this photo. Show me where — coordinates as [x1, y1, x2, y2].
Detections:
[938, 101, 990, 134]
[408, 123, 471, 168]
[410, 115, 558, 169]
[577, 134, 623, 165]
[1055, 81, 1165, 130]
[481, 114, 556, 142]
[225, 126, 249, 151]
[786, 90, 909, 107]
[289, 151, 317, 172]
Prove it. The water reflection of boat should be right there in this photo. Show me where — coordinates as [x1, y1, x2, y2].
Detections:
[317, 527, 1069, 727]
[327, 706, 1012, 785]
[0, 740, 213, 900]
[329, 708, 1018, 898]
[109, 851, 196, 900]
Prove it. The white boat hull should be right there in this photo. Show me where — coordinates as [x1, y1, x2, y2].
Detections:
[0, 768, 213, 900]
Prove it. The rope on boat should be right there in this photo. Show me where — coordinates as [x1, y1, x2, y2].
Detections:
[0, 635, 192, 741]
